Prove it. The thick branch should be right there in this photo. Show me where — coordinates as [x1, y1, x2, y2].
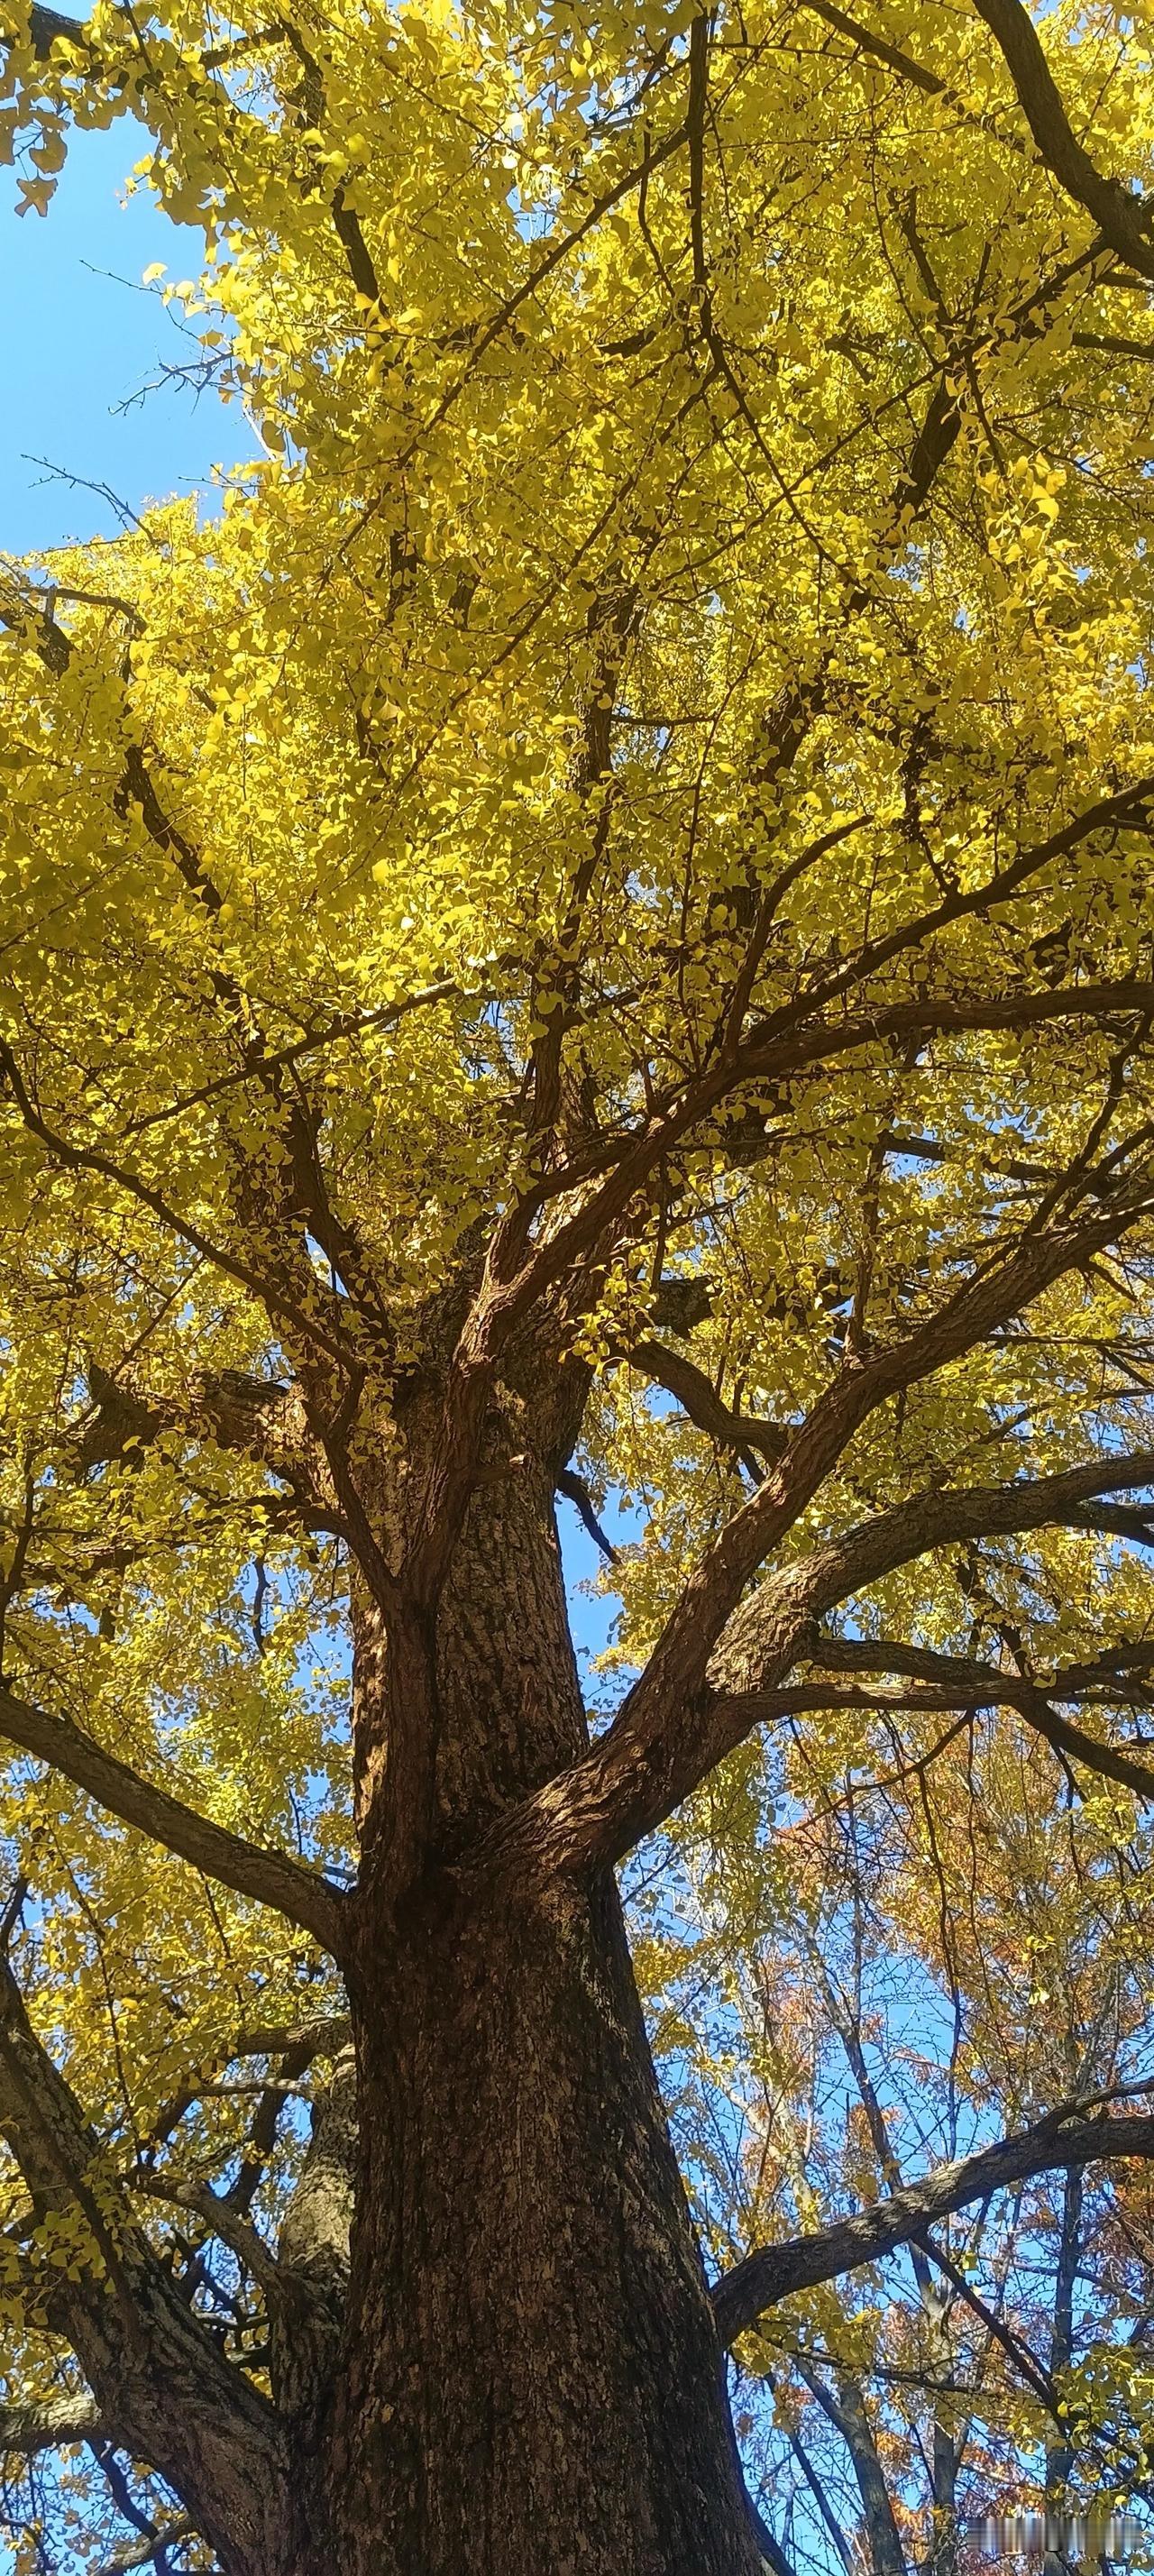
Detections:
[497, 1443, 1154, 1875]
[130, 2175, 284, 2303]
[713, 2109, 1154, 2345]
[24, 0, 87, 50]
[232, 2012, 352, 2062]
[795, 2364, 907, 2576]
[141, 2012, 352, 2162]
[970, 0, 1154, 279]
[499, 1155, 1154, 1871]
[709, 1453, 1154, 1726]
[97, 2520, 196, 2576]
[0, 2391, 104, 2453]
[410, 580, 1154, 1618]
[417, 960, 1154, 1636]
[0, 1953, 290, 2576]
[0, 1682, 347, 1959]
[474, 967, 1154, 1402]
[76, 1362, 343, 1536]
[622, 1340, 787, 1478]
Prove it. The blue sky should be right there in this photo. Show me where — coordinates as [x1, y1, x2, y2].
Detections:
[1, 118, 254, 555]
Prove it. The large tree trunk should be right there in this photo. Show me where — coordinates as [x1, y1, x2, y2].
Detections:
[327, 1868, 760, 2574]
[308, 1443, 763, 2574]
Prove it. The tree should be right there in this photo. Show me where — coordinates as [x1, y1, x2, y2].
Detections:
[3, 0, 1154, 2562]
[683, 1716, 1154, 2574]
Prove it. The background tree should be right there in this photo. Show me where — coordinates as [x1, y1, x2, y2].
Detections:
[666, 1704, 1154, 2574]
[3, 0, 1154, 2566]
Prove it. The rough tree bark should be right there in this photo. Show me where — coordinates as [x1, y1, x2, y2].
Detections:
[329, 1862, 759, 2574]
[295, 1429, 763, 2574]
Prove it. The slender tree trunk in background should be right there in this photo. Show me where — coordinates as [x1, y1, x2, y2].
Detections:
[829, 2376, 908, 2576]
[1043, 2165, 1084, 2576]
[311, 1444, 762, 2575]
[930, 2420, 958, 2576]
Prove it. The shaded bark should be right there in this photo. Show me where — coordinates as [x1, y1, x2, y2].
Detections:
[0, 1389, 763, 2574]
[271, 2047, 357, 2425]
[327, 1863, 759, 2576]
[20, 1383, 1154, 2571]
[0, 1952, 294, 2576]
[319, 1452, 761, 2575]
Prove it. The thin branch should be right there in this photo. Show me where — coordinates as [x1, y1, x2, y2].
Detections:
[621, 1339, 787, 1479]
[0, 1045, 351, 1373]
[493, 1203, 1154, 1873]
[129, 2174, 284, 2303]
[0, 1944, 289, 2576]
[915, 2232, 1059, 2421]
[480, 969, 1154, 1382]
[555, 1466, 618, 1564]
[414, 958, 1154, 1635]
[792, 1635, 1154, 1801]
[141, 2011, 351, 2160]
[96, 2520, 196, 2576]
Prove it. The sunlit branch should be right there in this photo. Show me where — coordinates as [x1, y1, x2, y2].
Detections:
[713, 2106, 1154, 2344]
[620, 1339, 787, 1481]
[129, 2173, 284, 2302]
[970, 0, 1154, 279]
[499, 1439, 1154, 1875]
[0, 1682, 348, 1959]
[0, 2392, 105, 2453]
